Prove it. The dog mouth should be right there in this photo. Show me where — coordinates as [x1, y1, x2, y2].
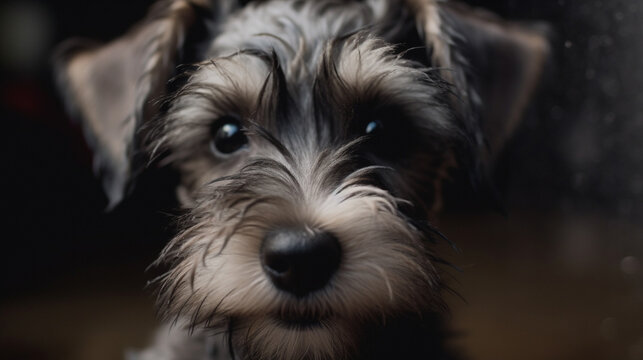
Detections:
[273, 312, 327, 329]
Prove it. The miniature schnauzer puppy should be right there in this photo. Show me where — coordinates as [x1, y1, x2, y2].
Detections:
[55, 0, 548, 359]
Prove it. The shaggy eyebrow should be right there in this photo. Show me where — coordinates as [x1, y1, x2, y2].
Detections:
[165, 48, 296, 137]
[218, 48, 297, 131]
[168, 50, 274, 108]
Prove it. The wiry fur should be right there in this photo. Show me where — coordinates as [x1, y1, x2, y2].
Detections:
[154, 141, 447, 359]
[56, 0, 549, 359]
[143, 5, 460, 357]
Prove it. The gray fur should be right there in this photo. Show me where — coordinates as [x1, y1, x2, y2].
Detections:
[55, 0, 549, 359]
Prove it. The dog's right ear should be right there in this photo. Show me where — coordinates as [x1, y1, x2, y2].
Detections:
[55, 0, 235, 209]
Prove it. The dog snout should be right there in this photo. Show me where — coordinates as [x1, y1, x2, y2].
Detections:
[261, 228, 341, 297]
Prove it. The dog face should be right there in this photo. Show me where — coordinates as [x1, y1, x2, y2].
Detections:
[56, 1, 548, 359]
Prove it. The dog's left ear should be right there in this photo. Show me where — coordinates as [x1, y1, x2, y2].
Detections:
[55, 0, 232, 208]
[407, 0, 550, 159]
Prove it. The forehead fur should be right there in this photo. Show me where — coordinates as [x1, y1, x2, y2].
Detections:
[157, 0, 454, 141]
[208, 0, 397, 75]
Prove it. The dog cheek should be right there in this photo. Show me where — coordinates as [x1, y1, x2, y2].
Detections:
[310, 193, 441, 314]
[191, 233, 279, 316]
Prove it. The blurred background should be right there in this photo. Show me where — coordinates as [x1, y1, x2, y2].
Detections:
[0, 0, 641, 359]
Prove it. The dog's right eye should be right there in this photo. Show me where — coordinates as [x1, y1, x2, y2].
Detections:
[210, 116, 248, 157]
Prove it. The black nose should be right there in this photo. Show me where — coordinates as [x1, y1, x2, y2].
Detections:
[261, 228, 341, 297]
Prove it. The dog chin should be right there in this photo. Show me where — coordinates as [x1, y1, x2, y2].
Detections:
[231, 315, 358, 360]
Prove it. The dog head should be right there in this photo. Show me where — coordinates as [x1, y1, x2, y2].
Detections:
[56, 0, 548, 359]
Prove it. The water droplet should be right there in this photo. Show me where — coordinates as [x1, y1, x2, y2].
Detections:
[621, 256, 640, 275]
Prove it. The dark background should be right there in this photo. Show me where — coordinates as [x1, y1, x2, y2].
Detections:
[1, 1, 642, 360]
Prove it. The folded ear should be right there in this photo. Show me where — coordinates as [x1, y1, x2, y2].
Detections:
[55, 0, 230, 208]
[407, 0, 550, 160]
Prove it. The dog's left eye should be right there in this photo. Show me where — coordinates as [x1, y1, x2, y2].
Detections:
[365, 120, 382, 135]
[210, 116, 248, 157]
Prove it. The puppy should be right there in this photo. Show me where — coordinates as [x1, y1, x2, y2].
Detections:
[55, 0, 548, 359]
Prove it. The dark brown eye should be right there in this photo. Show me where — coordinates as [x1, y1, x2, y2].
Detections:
[210, 116, 248, 156]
